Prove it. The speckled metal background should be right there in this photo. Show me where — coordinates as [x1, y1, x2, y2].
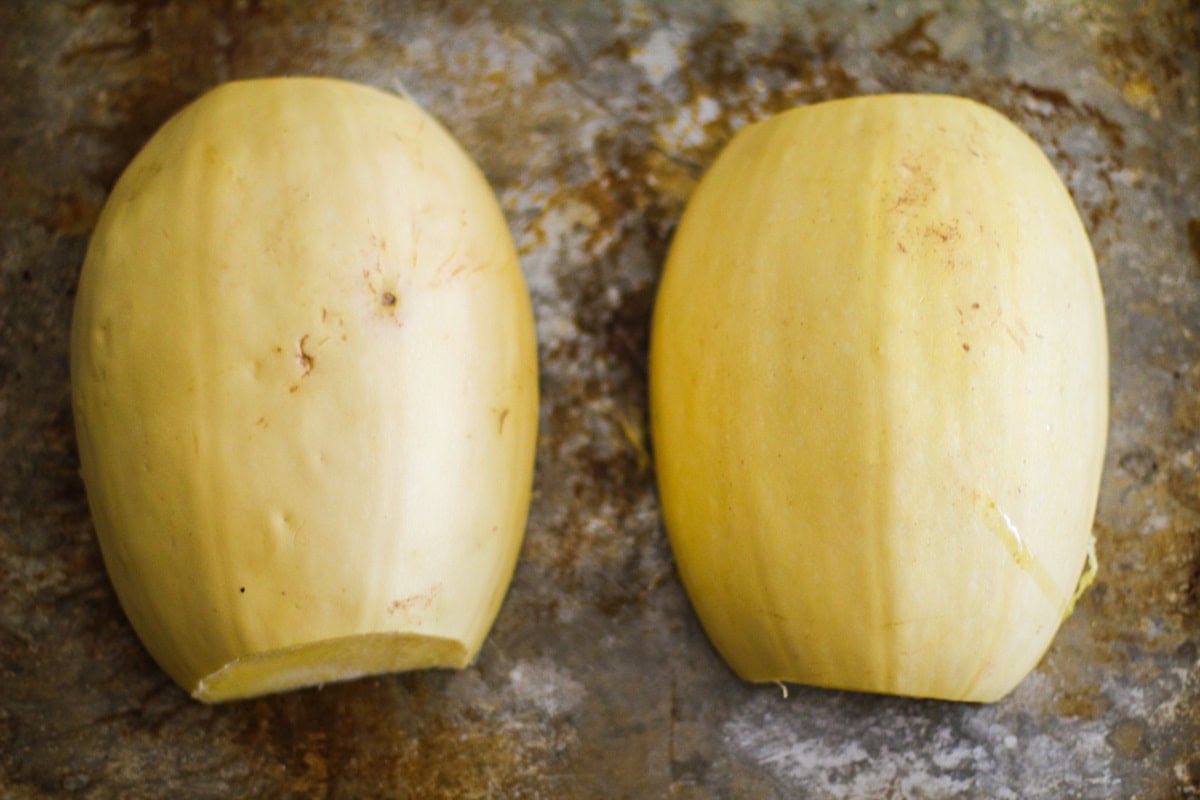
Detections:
[2, 1, 1198, 797]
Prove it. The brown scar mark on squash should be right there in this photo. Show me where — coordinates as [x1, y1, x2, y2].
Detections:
[377, 289, 402, 325]
[388, 584, 441, 614]
[256, 416, 268, 429]
[498, 407, 510, 433]
[434, 261, 489, 288]
[367, 232, 390, 255]
[1004, 323, 1027, 353]
[288, 335, 314, 393]
[892, 158, 935, 211]
[982, 304, 1028, 353]
[393, 125, 427, 172]
[362, 267, 402, 320]
[431, 210, 474, 285]
[993, 308, 1029, 353]
[318, 307, 345, 335]
[297, 335, 314, 375]
[409, 216, 421, 272]
[926, 220, 959, 243]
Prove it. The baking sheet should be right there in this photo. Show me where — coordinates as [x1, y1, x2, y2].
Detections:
[2, 1, 1198, 797]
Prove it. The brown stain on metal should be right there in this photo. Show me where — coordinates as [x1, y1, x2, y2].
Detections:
[1109, 718, 1150, 758]
[61, 0, 161, 66]
[1088, 520, 1200, 656]
[1187, 218, 1200, 273]
[766, 27, 860, 99]
[673, 17, 861, 152]
[230, 699, 335, 797]
[1047, 674, 1107, 720]
[681, 20, 751, 112]
[877, 11, 943, 67]
[388, 689, 570, 798]
[525, 59, 684, 619]
[1168, 363, 1200, 513]
[1097, 8, 1194, 114]
[37, 192, 103, 237]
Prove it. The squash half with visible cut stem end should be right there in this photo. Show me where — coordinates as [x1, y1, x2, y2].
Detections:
[71, 77, 538, 702]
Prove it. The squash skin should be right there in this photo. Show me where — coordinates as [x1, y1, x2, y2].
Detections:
[649, 95, 1107, 702]
[71, 78, 538, 702]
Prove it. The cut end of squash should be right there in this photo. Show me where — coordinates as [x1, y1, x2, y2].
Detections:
[191, 632, 471, 703]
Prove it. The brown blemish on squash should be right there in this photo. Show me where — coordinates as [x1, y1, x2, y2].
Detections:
[1003, 322, 1027, 353]
[297, 335, 313, 376]
[498, 407, 510, 434]
[361, 268, 398, 316]
[287, 336, 315, 393]
[926, 221, 959, 243]
[892, 158, 936, 213]
[388, 585, 441, 615]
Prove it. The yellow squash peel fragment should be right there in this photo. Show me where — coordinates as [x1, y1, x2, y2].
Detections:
[649, 95, 1108, 703]
[71, 78, 539, 702]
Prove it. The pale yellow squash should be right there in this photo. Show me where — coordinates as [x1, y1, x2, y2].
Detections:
[650, 95, 1107, 702]
[71, 78, 538, 702]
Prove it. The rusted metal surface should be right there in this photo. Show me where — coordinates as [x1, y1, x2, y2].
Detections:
[2, 1, 1198, 797]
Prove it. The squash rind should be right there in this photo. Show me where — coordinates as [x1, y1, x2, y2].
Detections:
[649, 94, 1107, 703]
[71, 78, 539, 701]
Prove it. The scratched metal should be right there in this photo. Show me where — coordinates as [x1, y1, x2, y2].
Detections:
[2, 1, 1198, 797]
